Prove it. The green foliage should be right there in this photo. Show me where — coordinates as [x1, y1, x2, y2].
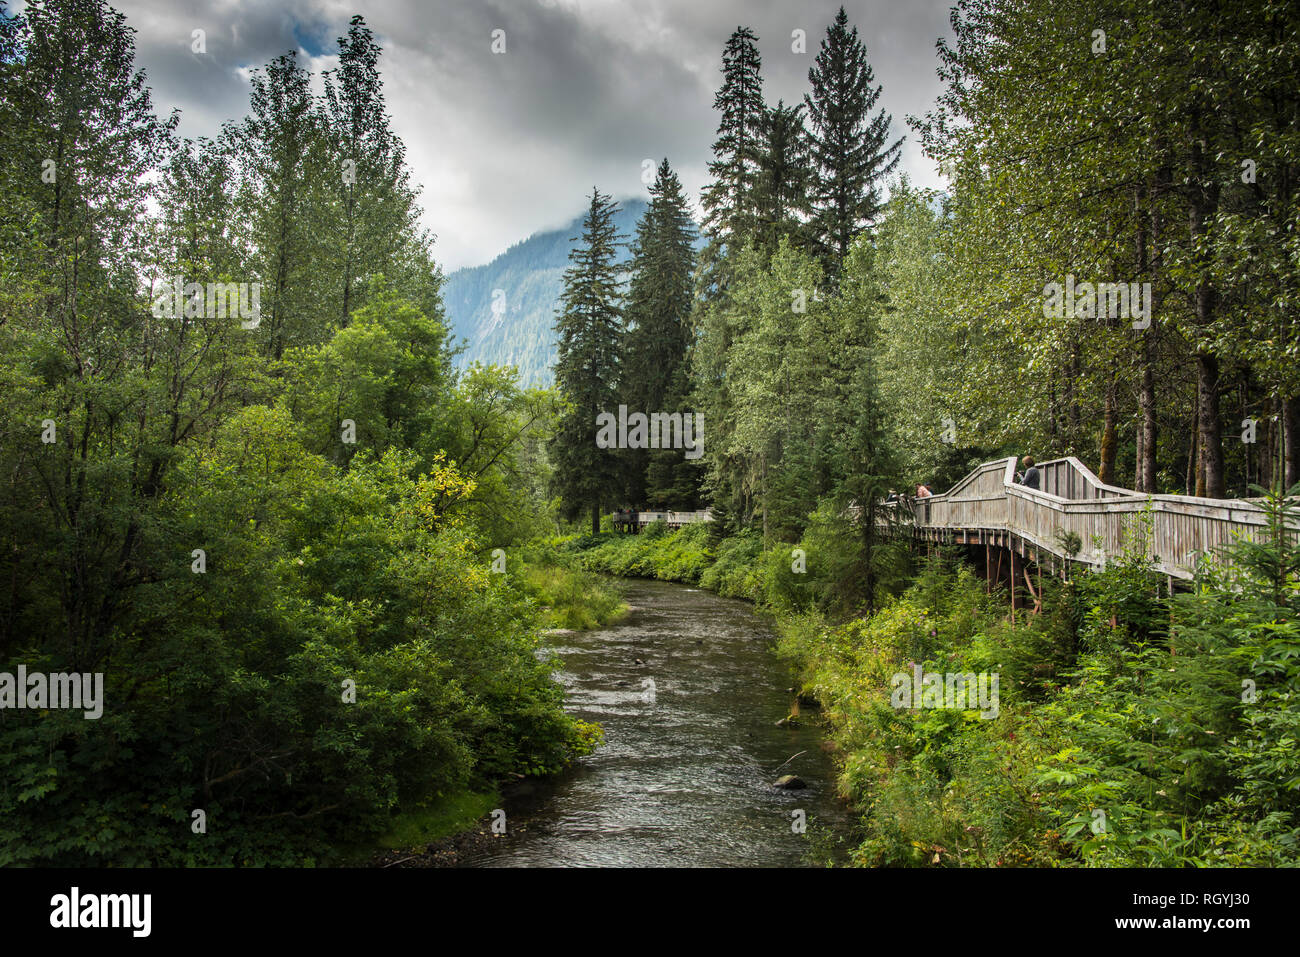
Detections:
[622, 161, 702, 509]
[577, 523, 716, 586]
[0, 2, 592, 866]
[803, 5, 902, 278]
[0, 401, 594, 865]
[511, 541, 628, 632]
[440, 199, 652, 387]
[549, 188, 625, 533]
[766, 527, 1300, 867]
[699, 26, 765, 252]
[913, 0, 1300, 497]
[697, 532, 765, 600]
[370, 789, 499, 853]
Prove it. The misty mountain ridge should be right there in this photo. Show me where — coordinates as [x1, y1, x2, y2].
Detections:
[441, 197, 699, 386]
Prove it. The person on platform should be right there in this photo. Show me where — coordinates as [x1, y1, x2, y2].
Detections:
[1018, 456, 1041, 490]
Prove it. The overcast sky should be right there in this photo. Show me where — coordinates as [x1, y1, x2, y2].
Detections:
[97, 0, 955, 271]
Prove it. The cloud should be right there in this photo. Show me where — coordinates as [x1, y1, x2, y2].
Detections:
[106, 0, 953, 270]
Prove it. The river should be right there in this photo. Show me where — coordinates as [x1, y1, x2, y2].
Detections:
[461, 578, 858, 867]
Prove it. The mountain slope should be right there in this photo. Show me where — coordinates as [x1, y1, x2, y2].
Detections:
[441, 198, 653, 386]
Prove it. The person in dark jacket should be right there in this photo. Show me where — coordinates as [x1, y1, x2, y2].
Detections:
[1018, 456, 1041, 490]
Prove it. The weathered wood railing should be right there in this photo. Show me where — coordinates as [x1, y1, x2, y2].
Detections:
[611, 509, 713, 531]
[895, 456, 1296, 581]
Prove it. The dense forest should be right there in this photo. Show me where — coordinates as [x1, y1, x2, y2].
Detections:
[0, 2, 597, 865]
[548, 0, 1300, 867]
[552, 1, 1299, 532]
[1, 0, 1297, 871]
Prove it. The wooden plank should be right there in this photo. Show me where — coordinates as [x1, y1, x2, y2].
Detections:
[898, 455, 1296, 584]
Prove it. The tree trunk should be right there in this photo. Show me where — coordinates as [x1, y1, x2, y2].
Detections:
[1099, 377, 1117, 484]
[1138, 357, 1157, 491]
[1262, 399, 1278, 491]
[1188, 129, 1224, 497]
[1196, 349, 1225, 497]
[1186, 402, 1198, 496]
[1047, 370, 1059, 451]
[1134, 413, 1144, 491]
[1135, 181, 1158, 492]
[1285, 394, 1300, 490]
[591, 504, 601, 536]
[1067, 344, 1081, 453]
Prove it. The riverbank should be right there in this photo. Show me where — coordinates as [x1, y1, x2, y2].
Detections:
[354, 551, 625, 866]
[511, 540, 632, 630]
[452, 578, 858, 867]
[359, 790, 500, 867]
[365, 575, 856, 867]
[563, 509, 1300, 867]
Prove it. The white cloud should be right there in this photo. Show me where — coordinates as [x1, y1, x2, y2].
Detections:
[106, 0, 952, 270]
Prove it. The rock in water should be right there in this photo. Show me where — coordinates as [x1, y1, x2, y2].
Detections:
[773, 775, 806, 790]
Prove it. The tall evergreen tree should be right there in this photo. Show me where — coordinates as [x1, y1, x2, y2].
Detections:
[550, 189, 625, 533]
[237, 51, 331, 360]
[804, 6, 902, 280]
[828, 238, 899, 605]
[754, 99, 812, 256]
[622, 160, 701, 507]
[692, 27, 765, 529]
[699, 26, 765, 266]
[319, 16, 422, 325]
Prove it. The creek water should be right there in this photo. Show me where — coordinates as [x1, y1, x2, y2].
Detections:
[461, 578, 858, 867]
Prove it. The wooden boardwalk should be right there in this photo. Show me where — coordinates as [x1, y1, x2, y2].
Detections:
[889, 456, 1296, 586]
[611, 509, 713, 532]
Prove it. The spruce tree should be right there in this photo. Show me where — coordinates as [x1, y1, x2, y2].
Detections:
[550, 189, 625, 533]
[320, 16, 421, 325]
[754, 99, 812, 256]
[692, 27, 765, 528]
[699, 26, 765, 264]
[804, 6, 902, 280]
[237, 51, 332, 359]
[828, 240, 900, 607]
[623, 160, 701, 508]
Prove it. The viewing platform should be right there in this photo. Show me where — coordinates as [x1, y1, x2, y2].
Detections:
[611, 509, 713, 533]
[880, 456, 1297, 592]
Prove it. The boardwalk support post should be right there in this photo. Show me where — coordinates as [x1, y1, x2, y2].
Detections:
[1009, 546, 1017, 615]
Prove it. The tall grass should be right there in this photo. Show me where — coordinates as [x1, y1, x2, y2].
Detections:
[511, 540, 628, 630]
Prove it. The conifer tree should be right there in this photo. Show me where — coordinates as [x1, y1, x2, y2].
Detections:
[692, 27, 765, 528]
[623, 160, 699, 507]
[804, 6, 902, 280]
[320, 16, 421, 325]
[550, 189, 625, 533]
[753, 99, 812, 256]
[699, 26, 765, 265]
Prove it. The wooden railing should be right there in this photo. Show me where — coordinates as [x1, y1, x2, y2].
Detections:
[896, 456, 1296, 580]
[611, 509, 713, 530]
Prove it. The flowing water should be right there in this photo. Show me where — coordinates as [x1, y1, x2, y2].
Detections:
[462, 578, 858, 867]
